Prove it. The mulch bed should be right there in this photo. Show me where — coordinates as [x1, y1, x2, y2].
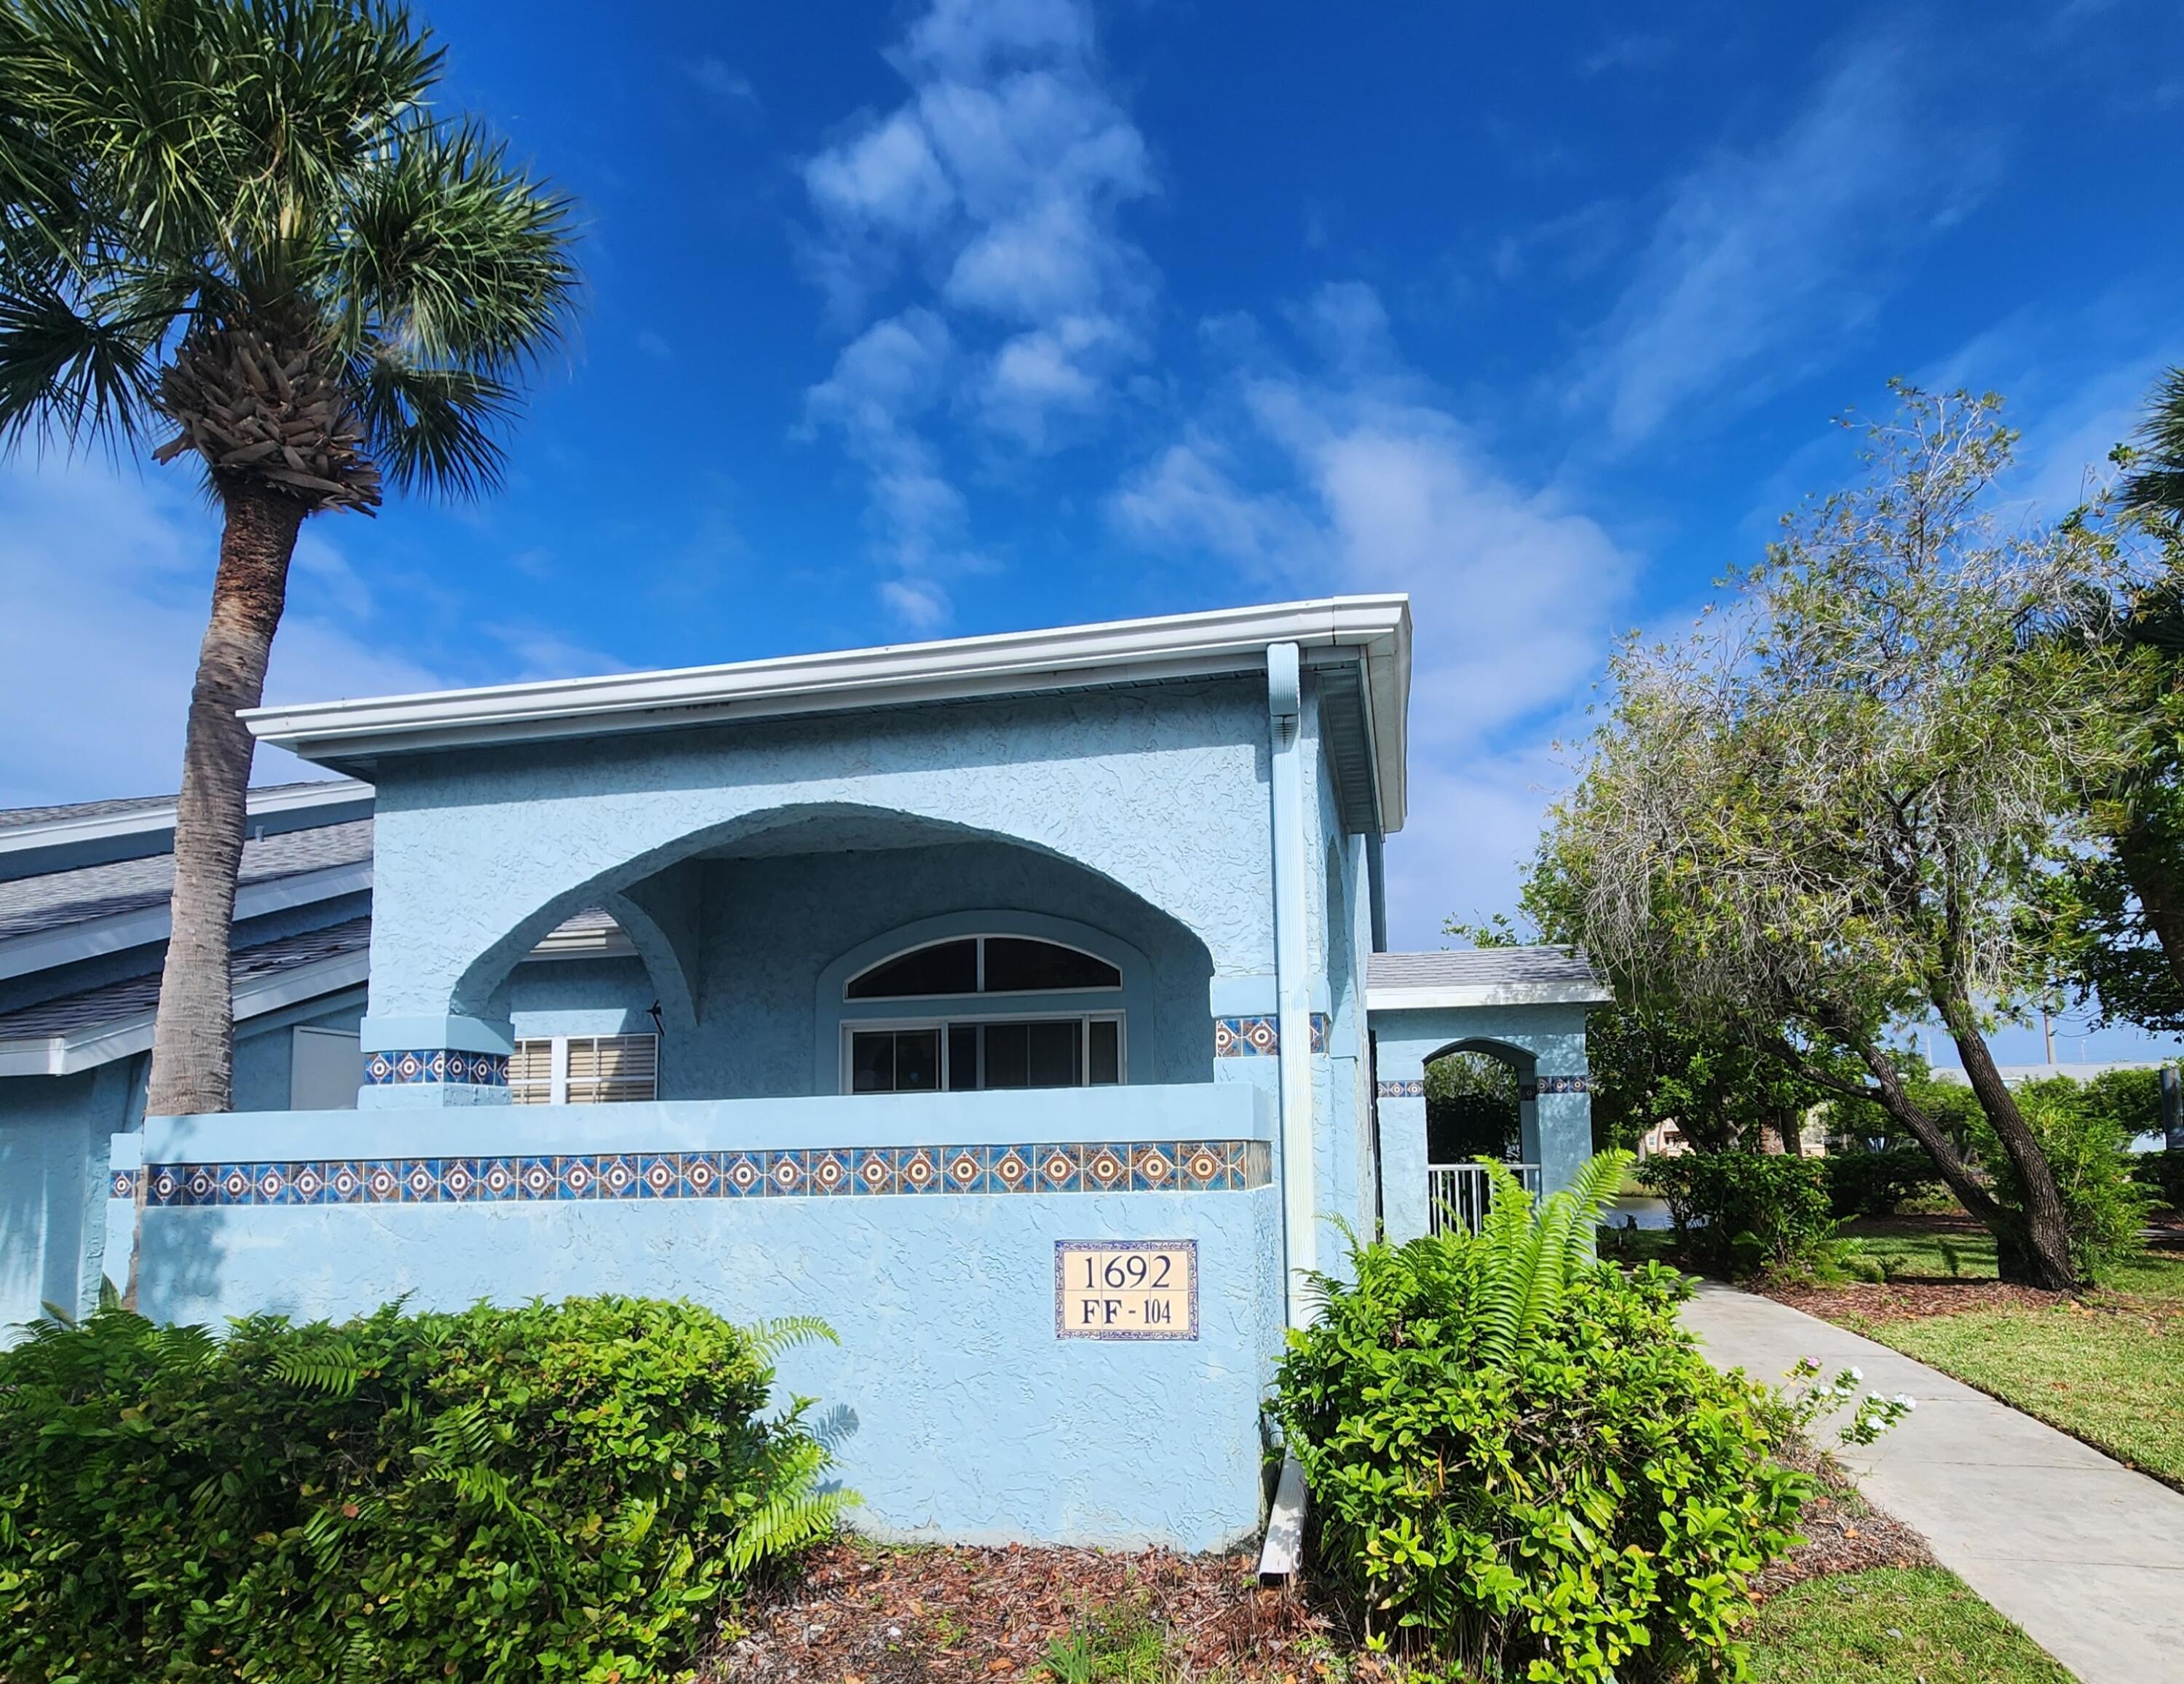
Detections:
[1757, 1278, 2066, 1325]
[705, 1541, 1346, 1684]
[708, 1449, 1929, 1682]
[1752, 1439, 1932, 1596]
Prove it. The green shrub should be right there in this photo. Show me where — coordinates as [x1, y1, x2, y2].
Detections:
[1976, 1079, 2153, 1283]
[0, 1296, 852, 1684]
[1639, 1151, 1834, 1276]
[2134, 1149, 2184, 1213]
[1824, 1145, 1944, 1219]
[1275, 1157, 1808, 1683]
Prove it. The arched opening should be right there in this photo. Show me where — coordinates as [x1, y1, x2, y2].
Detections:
[1420, 1037, 1541, 1236]
[449, 802, 1215, 1102]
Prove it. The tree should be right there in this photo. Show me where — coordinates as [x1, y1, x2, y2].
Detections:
[1580, 997, 1840, 1156]
[2036, 371, 2184, 1029]
[0, 0, 577, 1132]
[1530, 385, 2129, 1289]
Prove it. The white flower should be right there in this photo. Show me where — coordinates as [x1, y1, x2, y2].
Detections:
[1848, 1366, 1864, 1382]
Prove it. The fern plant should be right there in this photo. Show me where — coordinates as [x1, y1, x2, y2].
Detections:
[1466, 1150, 1632, 1369]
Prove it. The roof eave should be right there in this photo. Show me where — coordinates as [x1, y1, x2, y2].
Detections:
[0, 947, 371, 1077]
[1366, 982, 1615, 1011]
[244, 596, 1415, 805]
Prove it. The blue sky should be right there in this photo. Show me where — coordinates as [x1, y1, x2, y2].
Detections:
[4, 0, 2181, 1060]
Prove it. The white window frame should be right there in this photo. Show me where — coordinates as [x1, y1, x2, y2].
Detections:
[509, 1032, 660, 1104]
[840, 1010, 1125, 1095]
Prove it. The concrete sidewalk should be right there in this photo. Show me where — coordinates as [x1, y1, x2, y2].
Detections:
[1682, 1281, 2184, 1684]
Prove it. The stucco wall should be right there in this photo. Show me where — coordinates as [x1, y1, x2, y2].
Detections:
[364, 679, 1278, 1039]
[122, 1084, 1281, 1550]
[502, 841, 1216, 1098]
[1372, 1003, 1597, 1241]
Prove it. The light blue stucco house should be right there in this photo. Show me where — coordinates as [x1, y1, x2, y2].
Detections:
[7, 594, 1609, 1551]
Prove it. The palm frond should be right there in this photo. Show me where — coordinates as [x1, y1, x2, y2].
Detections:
[0, 282, 162, 446]
[336, 115, 578, 372]
[743, 1316, 842, 1360]
[348, 348, 510, 497]
[2121, 366, 2184, 523]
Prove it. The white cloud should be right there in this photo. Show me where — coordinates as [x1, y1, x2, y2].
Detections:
[0, 458, 632, 810]
[799, 0, 1155, 624]
[689, 58, 759, 111]
[1112, 283, 1638, 941]
[0, 459, 450, 805]
[1583, 33, 1992, 446]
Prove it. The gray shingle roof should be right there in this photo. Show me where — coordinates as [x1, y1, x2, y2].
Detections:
[1369, 947, 1606, 993]
[0, 818, 371, 941]
[0, 915, 371, 1040]
[0, 780, 338, 832]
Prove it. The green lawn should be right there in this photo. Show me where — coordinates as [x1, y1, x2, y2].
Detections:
[1830, 1225, 2184, 1487]
[1744, 1569, 2070, 1683]
[1879, 1305, 2184, 1485]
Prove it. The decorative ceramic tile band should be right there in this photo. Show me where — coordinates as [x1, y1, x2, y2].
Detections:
[1213, 1013, 1331, 1056]
[117, 1139, 1274, 1207]
[1375, 1079, 1425, 1099]
[364, 1048, 510, 1087]
[1535, 1075, 1591, 1094]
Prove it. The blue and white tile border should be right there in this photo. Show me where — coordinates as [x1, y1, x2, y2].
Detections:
[111, 1138, 1273, 1206]
[1374, 1079, 1425, 1099]
[1213, 1013, 1331, 1056]
[364, 1048, 510, 1087]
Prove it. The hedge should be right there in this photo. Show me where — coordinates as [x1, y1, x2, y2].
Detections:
[0, 1295, 850, 1683]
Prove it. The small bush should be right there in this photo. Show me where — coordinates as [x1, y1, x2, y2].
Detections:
[0, 1296, 851, 1684]
[1824, 1146, 1944, 1219]
[1978, 1078, 2153, 1284]
[1275, 1158, 1808, 1683]
[2134, 1149, 2184, 1213]
[1640, 1151, 1835, 1276]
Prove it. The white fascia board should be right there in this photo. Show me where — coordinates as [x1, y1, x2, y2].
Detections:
[0, 948, 370, 1077]
[0, 861, 371, 982]
[0, 780, 371, 878]
[1366, 981, 1615, 1012]
[244, 595, 1415, 818]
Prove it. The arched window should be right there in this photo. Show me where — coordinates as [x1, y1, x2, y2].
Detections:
[846, 936, 1120, 999]
[841, 934, 1124, 1094]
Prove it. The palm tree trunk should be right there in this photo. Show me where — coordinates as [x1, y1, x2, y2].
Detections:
[127, 483, 303, 1309]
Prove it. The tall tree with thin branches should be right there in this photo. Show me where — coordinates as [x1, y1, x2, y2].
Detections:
[0, 0, 577, 1147]
[1530, 386, 2128, 1289]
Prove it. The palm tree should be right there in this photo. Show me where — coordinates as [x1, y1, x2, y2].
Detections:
[0, 0, 577, 1140]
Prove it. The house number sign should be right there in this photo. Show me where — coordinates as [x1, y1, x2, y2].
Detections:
[1055, 1240, 1198, 1340]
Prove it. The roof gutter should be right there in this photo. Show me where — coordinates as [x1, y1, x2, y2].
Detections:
[243, 596, 1413, 828]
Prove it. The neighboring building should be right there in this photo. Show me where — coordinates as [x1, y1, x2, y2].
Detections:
[0, 781, 372, 1329]
[10, 596, 1609, 1550]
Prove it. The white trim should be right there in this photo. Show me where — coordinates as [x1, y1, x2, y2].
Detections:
[1367, 981, 1615, 1011]
[243, 596, 1415, 830]
[0, 949, 370, 1077]
[0, 861, 371, 982]
[0, 780, 371, 879]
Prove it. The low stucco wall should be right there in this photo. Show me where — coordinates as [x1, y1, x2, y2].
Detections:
[113, 1083, 1283, 1551]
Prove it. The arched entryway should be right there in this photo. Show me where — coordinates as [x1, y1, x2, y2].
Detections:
[1420, 1038, 1541, 1234]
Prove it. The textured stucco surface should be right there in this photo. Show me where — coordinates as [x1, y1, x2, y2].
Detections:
[363, 680, 1277, 1037]
[126, 1086, 1281, 1549]
[0, 997, 363, 1339]
[1372, 1003, 1598, 1241]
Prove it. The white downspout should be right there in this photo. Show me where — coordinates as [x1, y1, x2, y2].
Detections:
[1266, 642, 1315, 1327]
